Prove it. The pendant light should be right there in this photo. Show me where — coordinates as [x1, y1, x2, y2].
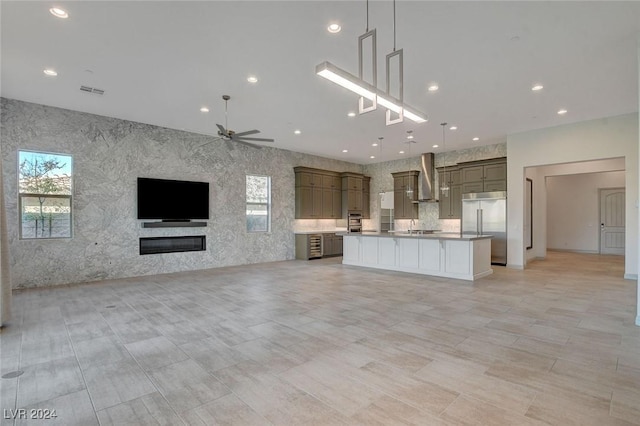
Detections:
[405, 133, 416, 198]
[316, 0, 427, 125]
[440, 123, 450, 196]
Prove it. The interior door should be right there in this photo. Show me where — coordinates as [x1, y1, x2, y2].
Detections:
[599, 188, 625, 255]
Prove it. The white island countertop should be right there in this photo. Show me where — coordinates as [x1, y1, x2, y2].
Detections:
[337, 231, 493, 241]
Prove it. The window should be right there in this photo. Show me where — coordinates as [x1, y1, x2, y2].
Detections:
[18, 150, 73, 239]
[246, 175, 271, 232]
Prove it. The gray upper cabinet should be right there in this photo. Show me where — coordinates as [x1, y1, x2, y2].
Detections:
[438, 166, 462, 219]
[294, 167, 342, 219]
[459, 158, 507, 194]
[341, 172, 369, 216]
[362, 176, 371, 219]
[294, 167, 371, 219]
[438, 158, 506, 218]
[392, 171, 419, 219]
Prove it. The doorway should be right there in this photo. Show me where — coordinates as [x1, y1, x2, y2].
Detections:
[599, 188, 625, 255]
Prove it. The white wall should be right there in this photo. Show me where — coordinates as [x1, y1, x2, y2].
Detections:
[546, 171, 625, 252]
[507, 113, 638, 278]
[524, 167, 546, 263]
[637, 36, 639, 327]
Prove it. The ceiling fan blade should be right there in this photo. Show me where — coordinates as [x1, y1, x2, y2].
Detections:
[235, 137, 275, 143]
[216, 124, 227, 135]
[233, 140, 263, 149]
[232, 129, 260, 137]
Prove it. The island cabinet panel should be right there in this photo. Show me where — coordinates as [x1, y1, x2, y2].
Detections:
[419, 239, 441, 273]
[444, 240, 471, 275]
[343, 236, 361, 262]
[398, 238, 420, 269]
[362, 237, 379, 265]
[378, 238, 397, 267]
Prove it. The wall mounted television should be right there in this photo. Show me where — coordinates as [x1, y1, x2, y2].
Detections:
[137, 177, 209, 220]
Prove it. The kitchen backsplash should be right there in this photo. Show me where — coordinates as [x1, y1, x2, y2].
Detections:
[293, 219, 346, 232]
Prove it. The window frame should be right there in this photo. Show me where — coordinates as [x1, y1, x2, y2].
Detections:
[18, 149, 74, 240]
[245, 174, 271, 233]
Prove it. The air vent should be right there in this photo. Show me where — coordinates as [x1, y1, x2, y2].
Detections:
[80, 85, 105, 95]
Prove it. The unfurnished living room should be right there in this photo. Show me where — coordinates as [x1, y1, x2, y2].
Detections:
[1, 2, 640, 425]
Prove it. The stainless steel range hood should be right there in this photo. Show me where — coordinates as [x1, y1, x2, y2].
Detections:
[415, 153, 438, 203]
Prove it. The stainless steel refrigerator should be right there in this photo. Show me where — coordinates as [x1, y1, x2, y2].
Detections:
[462, 191, 507, 265]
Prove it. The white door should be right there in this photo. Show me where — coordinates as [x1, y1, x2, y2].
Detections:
[599, 188, 625, 255]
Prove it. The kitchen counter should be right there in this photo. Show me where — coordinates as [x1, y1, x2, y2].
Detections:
[337, 231, 493, 241]
[342, 233, 493, 281]
[294, 230, 346, 234]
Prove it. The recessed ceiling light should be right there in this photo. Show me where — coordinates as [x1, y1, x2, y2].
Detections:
[327, 23, 341, 33]
[399, 150, 405, 154]
[294, 130, 301, 135]
[372, 143, 378, 147]
[347, 112, 356, 117]
[370, 155, 375, 159]
[472, 137, 479, 141]
[342, 149, 348, 153]
[247, 76, 258, 83]
[449, 126, 458, 130]
[49, 7, 68, 18]
[432, 144, 439, 148]
[43, 69, 57, 76]
[531, 84, 543, 91]
[200, 107, 209, 113]
[557, 109, 568, 115]
[428, 84, 439, 92]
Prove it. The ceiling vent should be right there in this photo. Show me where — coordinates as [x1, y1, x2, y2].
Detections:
[80, 85, 105, 95]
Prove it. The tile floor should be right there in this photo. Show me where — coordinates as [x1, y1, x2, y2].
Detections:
[1, 251, 639, 425]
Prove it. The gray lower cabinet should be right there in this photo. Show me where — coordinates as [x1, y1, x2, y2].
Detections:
[295, 233, 343, 260]
[322, 233, 343, 257]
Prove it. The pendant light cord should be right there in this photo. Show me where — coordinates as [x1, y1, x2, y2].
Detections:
[365, 0, 369, 32]
[441, 123, 447, 174]
[393, 0, 396, 51]
[225, 99, 228, 130]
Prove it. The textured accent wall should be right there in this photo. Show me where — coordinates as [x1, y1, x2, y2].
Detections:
[0, 143, 11, 324]
[362, 144, 506, 231]
[1, 98, 361, 288]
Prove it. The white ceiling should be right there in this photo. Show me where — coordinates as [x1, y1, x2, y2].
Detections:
[2, 1, 639, 164]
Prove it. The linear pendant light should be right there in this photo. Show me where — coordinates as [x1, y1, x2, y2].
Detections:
[316, 0, 427, 125]
[316, 62, 427, 123]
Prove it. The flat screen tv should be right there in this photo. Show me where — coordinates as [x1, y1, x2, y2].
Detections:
[137, 177, 209, 220]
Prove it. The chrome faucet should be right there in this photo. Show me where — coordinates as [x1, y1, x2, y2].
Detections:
[410, 219, 415, 234]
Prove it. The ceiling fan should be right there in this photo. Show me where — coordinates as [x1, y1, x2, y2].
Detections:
[213, 95, 275, 149]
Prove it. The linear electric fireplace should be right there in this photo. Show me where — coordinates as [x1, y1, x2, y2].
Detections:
[139, 235, 206, 255]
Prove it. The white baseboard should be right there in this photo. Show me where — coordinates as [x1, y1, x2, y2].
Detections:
[547, 248, 600, 254]
[624, 274, 638, 280]
[506, 264, 524, 270]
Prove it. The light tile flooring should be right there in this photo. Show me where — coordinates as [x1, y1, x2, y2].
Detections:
[1, 251, 639, 425]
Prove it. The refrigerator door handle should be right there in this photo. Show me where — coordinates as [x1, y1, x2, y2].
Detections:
[477, 209, 483, 235]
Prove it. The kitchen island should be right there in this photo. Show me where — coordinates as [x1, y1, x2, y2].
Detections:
[340, 232, 493, 281]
